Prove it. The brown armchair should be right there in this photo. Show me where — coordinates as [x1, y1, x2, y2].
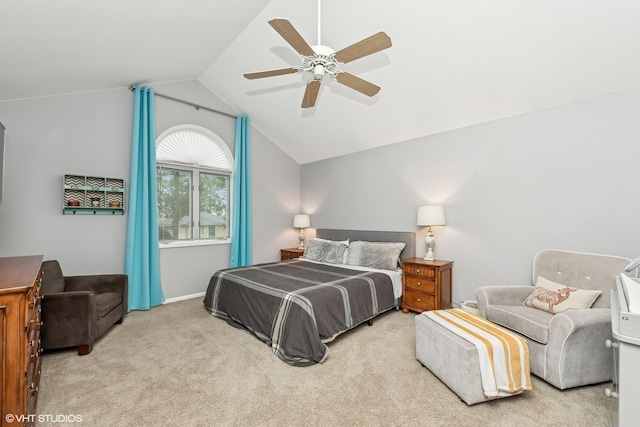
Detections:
[40, 260, 128, 355]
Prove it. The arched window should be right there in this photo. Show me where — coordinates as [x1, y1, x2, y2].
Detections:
[156, 125, 233, 245]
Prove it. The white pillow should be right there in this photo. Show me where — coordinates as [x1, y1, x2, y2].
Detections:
[523, 276, 602, 314]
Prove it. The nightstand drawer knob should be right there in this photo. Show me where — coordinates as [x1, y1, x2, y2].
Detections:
[417, 298, 421, 302]
[416, 269, 421, 273]
[417, 282, 421, 286]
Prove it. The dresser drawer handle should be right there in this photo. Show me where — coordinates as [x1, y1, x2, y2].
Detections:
[25, 321, 43, 334]
[417, 298, 421, 302]
[416, 269, 421, 273]
[417, 282, 421, 286]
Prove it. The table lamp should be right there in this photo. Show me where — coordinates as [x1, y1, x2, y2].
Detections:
[293, 214, 311, 249]
[417, 206, 446, 261]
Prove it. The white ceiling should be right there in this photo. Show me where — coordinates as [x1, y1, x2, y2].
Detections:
[3, 0, 640, 164]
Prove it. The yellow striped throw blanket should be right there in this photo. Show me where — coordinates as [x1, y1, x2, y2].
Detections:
[424, 309, 532, 398]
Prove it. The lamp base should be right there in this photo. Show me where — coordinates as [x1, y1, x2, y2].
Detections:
[424, 248, 435, 261]
[298, 229, 306, 249]
[424, 229, 436, 261]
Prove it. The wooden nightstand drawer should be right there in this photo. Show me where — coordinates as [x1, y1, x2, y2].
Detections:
[403, 264, 436, 278]
[403, 289, 436, 312]
[404, 276, 436, 293]
[280, 248, 304, 260]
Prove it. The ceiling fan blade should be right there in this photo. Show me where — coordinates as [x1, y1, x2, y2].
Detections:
[269, 18, 315, 56]
[244, 67, 299, 79]
[335, 72, 381, 97]
[301, 80, 321, 108]
[333, 32, 392, 64]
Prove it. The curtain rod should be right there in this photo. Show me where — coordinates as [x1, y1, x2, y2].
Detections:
[129, 85, 236, 119]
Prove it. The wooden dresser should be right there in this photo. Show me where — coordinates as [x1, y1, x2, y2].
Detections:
[401, 257, 453, 313]
[280, 248, 305, 260]
[0, 255, 44, 427]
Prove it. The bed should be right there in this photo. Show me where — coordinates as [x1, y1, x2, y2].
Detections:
[203, 229, 416, 366]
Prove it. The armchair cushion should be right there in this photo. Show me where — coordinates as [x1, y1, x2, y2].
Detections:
[95, 293, 122, 319]
[532, 249, 629, 308]
[485, 304, 553, 344]
[65, 274, 128, 298]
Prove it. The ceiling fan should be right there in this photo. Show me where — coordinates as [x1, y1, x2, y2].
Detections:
[243, 1, 392, 108]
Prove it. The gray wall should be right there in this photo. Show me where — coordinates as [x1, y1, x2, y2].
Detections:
[0, 80, 300, 301]
[301, 87, 640, 303]
[4, 78, 638, 304]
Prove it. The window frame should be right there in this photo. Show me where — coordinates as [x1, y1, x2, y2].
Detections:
[155, 125, 233, 249]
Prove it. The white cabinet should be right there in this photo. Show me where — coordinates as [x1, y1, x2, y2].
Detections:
[608, 277, 640, 427]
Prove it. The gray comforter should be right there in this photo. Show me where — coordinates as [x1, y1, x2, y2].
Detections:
[203, 259, 397, 366]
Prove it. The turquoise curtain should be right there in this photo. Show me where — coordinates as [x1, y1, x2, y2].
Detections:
[230, 115, 252, 267]
[125, 84, 165, 311]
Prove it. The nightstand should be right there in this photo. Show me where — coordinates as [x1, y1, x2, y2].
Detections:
[401, 257, 453, 313]
[280, 248, 304, 260]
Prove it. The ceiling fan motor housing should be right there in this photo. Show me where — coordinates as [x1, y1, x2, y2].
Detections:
[301, 45, 338, 80]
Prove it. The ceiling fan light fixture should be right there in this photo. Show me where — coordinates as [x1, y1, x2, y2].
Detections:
[312, 64, 325, 79]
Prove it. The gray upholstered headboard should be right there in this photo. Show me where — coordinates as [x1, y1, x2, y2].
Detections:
[316, 229, 416, 260]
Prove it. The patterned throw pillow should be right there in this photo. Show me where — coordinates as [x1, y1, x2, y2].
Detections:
[302, 238, 348, 264]
[523, 276, 602, 314]
[346, 241, 405, 271]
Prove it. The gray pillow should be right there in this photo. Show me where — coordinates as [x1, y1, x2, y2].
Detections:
[302, 238, 349, 264]
[346, 241, 406, 271]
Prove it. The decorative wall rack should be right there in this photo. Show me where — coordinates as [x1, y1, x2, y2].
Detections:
[63, 174, 125, 215]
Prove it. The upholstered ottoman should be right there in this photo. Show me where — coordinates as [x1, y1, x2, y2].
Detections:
[415, 311, 530, 405]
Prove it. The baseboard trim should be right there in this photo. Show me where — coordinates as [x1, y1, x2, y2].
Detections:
[163, 292, 205, 304]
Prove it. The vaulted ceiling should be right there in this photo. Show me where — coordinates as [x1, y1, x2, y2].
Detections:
[3, 0, 640, 164]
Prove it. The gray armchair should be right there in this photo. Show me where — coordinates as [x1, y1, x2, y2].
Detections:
[476, 249, 632, 389]
[40, 260, 128, 355]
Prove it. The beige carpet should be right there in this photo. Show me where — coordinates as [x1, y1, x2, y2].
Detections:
[37, 298, 615, 427]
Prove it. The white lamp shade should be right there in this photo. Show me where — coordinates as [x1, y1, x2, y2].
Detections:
[417, 206, 446, 226]
[293, 214, 310, 228]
